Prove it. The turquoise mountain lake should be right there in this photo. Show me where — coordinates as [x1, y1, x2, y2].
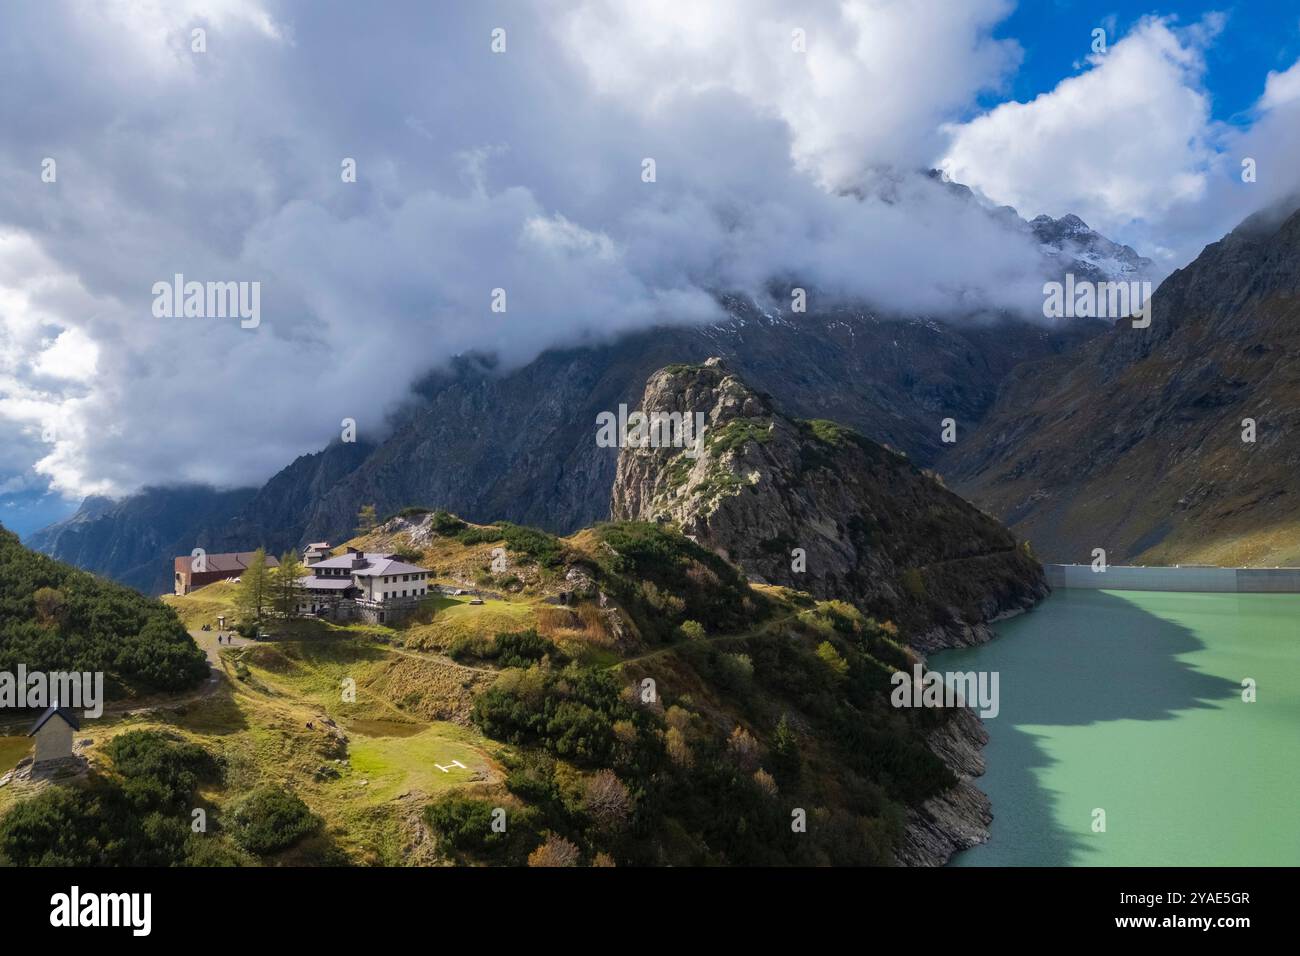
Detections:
[932, 589, 1300, 866]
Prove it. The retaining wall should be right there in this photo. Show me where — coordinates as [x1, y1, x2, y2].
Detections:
[1045, 564, 1300, 593]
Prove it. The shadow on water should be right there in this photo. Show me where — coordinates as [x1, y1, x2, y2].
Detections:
[934, 588, 1242, 866]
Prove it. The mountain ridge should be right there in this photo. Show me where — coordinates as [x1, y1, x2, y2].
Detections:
[948, 201, 1300, 566]
[28, 196, 1140, 594]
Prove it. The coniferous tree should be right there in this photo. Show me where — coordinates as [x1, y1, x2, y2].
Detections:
[235, 548, 271, 628]
[274, 551, 306, 618]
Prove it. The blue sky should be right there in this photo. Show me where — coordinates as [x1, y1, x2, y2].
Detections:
[990, 2, 1300, 123]
[3, 0, 1300, 540]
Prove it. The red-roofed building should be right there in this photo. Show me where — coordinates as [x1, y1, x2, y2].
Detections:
[173, 551, 279, 595]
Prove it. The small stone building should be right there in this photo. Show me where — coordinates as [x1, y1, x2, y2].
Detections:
[28, 705, 80, 765]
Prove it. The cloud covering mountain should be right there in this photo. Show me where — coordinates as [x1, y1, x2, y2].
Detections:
[1, 0, 1298, 523]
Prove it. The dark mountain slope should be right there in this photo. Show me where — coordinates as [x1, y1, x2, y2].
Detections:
[948, 202, 1300, 566]
[25, 486, 259, 596]
[33, 306, 1098, 593]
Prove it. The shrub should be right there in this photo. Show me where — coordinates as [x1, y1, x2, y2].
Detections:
[901, 568, 927, 600]
[226, 786, 320, 855]
[527, 833, 580, 867]
[0, 528, 208, 695]
[424, 796, 506, 855]
[424, 795, 542, 864]
[449, 629, 564, 668]
[0, 732, 219, 866]
[0, 787, 107, 866]
[582, 770, 633, 831]
[105, 730, 216, 811]
[816, 641, 850, 679]
[591, 522, 764, 641]
[472, 663, 660, 769]
[679, 620, 706, 641]
[770, 714, 802, 786]
[707, 417, 773, 454]
[430, 510, 468, 536]
[493, 630, 562, 668]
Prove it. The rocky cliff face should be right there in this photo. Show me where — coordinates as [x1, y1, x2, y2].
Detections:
[610, 359, 1047, 652]
[894, 707, 992, 866]
[948, 201, 1300, 567]
[275, 302, 1100, 546]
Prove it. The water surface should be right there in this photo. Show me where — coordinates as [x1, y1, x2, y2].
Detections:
[933, 589, 1300, 866]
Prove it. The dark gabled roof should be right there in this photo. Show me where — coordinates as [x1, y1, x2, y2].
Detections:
[310, 552, 429, 576]
[28, 705, 81, 736]
[173, 551, 281, 574]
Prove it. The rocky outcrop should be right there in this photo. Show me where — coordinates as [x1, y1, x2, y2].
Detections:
[895, 707, 992, 866]
[611, 359, 1047, 649]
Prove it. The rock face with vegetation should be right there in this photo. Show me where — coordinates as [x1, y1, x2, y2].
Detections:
[948, 201, 1300, 567]
[611, 359, 1047, 652]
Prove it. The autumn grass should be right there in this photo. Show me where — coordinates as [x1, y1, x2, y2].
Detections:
[163, 579, 240, 629]
[401, 599, 536, 651]
[0, 736, 31, 774]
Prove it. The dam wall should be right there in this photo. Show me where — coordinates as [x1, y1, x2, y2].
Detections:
[1045, 564, 1300, 593]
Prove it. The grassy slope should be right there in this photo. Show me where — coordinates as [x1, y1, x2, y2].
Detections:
[4, 512, 956, 866]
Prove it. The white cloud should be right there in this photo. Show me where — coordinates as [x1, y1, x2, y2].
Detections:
[557, 0, 1020, 189]
[941, 17, 1218, 248]
[0, 0, 1298, 512]
[941, 14, 1300, 267]
[1260, 60, 1300, 110]
[34, 328, 98, 381]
